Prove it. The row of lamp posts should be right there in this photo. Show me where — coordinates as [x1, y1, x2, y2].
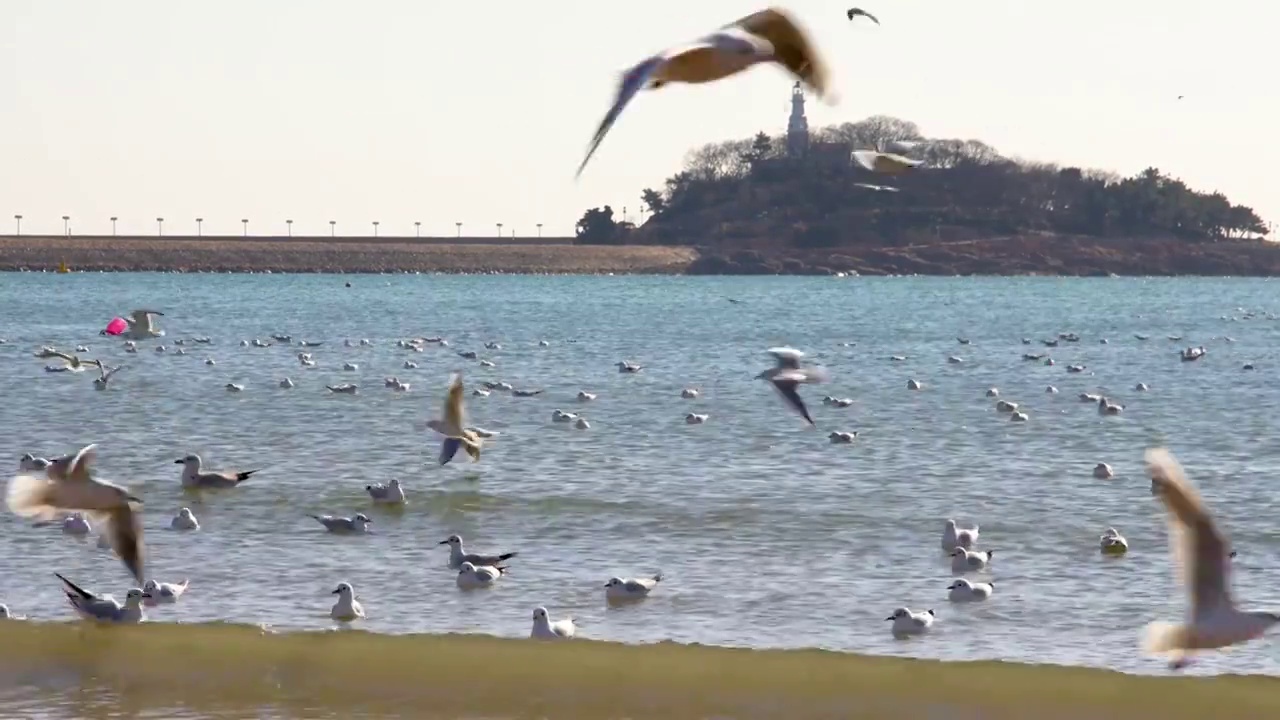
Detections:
[10, 216, 548, 238]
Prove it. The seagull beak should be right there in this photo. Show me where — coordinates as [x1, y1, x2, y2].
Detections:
[173, 459, 184, 464]
[141, 593, 153, 599]
[331, 588, 341, 594]
[437, 540, 449, 545]
[884, 616, 895, 621]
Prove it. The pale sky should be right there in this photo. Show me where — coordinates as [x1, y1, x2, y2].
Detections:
[1, 0, 1275, 238]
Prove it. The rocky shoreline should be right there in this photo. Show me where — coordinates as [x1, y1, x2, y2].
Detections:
[0, 236, 698, 275]
[685, 234, 1280, 277]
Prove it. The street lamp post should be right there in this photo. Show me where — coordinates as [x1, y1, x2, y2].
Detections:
[62, 215, 70, 236]
[110, 217, 118, 236]
[286, 219, 293, 237]
[329, 220, 336, 237]
[241, 219, 248, 237]
[13, 214, 22, 236]
[372, 220, 379, 237]
[414, 221, 421, 238]
[537, 223, 543, 238]
[196, 218, 202, 237]
[455, 222, 462, 237]
[157, 217, 164, 236]
[496, 222, 503, 238]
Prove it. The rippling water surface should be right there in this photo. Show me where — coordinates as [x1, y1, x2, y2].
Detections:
[2, 272, 1280, 715]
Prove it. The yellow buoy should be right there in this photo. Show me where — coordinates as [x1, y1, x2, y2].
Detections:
[56, 261, 70, 273]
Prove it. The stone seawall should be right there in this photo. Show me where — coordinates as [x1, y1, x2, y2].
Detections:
[0, 236, 699, 274]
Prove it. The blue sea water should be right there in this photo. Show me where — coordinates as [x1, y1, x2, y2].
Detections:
[1, 272, 1279, 709]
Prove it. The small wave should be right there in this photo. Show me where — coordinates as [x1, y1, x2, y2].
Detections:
[0, 622, 1275, 719]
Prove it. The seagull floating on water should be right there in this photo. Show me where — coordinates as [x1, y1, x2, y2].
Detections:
[310, 513, 372, 534]
[531, 606, 577, 639]
[8, 444, 145, 583]
[440, 534, 517, 570]
[18, 454, 49, 473]
[887, 607, 934, 637]
[942, 519, 979, 551]
[365, 479, 406, 505]
[456, 561, 509, 589]
[948, 579, 994, 602]
[62, 512, 92, 536]
[142, 578, 189, 606]
[330, 581, 365, 621]
[576, 7, 832, 178]
[177, 454, 258, 490]
[55, 572, 148, 623]
[1142, 448, 1280, 669]
[605, 573, 663, 602]
[756, 347, 829, 426]
[1100, 527, 1129, 555]
[170, 507, 199, 530]
[951, 547, 993, 573]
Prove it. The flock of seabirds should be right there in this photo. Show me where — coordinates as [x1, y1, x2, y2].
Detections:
[1, 300, 1277, 669]
[0, 3, 1269, 669]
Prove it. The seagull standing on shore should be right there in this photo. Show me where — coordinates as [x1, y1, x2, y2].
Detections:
[7, 444, 145, 583]
[1142, 448, 1280, 669]
[426, 373, 484, 466]
[756, 347, 829, 426]
[577, 7, 832, 177]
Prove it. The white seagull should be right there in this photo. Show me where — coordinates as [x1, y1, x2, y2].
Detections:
[887, 607, 934, 637]
[170, 507, 199, 530]
[947, 578, 994, 602]
[439, 534, 517, 570]
[1142, 448, 1280, 669]
[756, 347, 829, 426]
[7, 444, 145, 583]
[176, 454, 258, 490]
[330, 581, 365, 621]
[310, 513, 372, 534]
[941, 519, 979, 552]
[365, 479, 406, 505]
[605, 573, 663, 602]
[456, 561, 510, 589]
[55, 572, 148, 623]
[123, 309, 165, 339]
[142, 578, 189, 606]
[576, 7, 832, 177]
[531, 606, 577, 639]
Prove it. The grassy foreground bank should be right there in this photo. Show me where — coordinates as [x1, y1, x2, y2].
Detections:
[0, 622, 1275, 719]
[0, 235, 698, 274]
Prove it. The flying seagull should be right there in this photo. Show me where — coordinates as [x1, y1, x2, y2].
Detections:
[123, 309, 165, 339]
[756, 347, 829, 426]
[846, 7, 880, 24]
[854, 183, 899, 193]
[851, 150, 923, 175]
[425, 373, 484, 466]
[1142, 448, 1280, 669]
[6, 444, 145, 583]
[577, 7, 832, 178]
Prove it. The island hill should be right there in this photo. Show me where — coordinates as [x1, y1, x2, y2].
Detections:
[574, 114, 1279, 276]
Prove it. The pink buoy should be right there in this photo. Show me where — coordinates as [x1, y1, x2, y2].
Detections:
[105, 317, 127, 336]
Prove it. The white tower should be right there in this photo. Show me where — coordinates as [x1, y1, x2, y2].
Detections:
[786, 81, 809, 157]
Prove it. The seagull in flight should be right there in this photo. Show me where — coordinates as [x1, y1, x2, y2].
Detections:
[756, 347, 829, 426]
[7, 444, 145, 583]
[1142, 448, 1280, 670]
[34, 348, 101, 371]
[846, 7, 880, 24]
[123, 309, 165, 339]
[851, 150, 923, 175]
[577, 7, 833, 178]
[425, 373, 484, 466]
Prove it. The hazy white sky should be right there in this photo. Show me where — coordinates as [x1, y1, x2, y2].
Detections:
[1, 0, 1274, 238]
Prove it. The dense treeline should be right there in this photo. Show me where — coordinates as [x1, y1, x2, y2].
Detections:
[575, 116, 1267, 251]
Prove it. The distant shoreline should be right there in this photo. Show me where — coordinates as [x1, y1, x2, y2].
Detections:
[0, 235, 698, 275]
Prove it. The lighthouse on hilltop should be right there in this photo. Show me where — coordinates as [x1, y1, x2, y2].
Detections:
[785, 81, 809, 157]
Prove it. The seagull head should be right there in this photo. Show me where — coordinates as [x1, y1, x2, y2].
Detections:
[605, 577, 623, 588]
[532, 606, 549, 621]
[332, 582, 354, 596]
[459, 562, 477, 573]
[439, 535, 462, 547]
[886, 608, 909, 621]
[176, 454, 200, 468]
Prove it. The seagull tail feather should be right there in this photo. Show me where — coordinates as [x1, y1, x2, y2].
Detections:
[1142, 621, 1191, 656]
[6, 473, 60, 521]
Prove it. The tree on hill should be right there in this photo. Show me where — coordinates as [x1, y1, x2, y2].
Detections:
[575, 115, 1266, 248]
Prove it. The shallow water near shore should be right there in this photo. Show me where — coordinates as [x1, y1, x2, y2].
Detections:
[2, 272, 1280, 717]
